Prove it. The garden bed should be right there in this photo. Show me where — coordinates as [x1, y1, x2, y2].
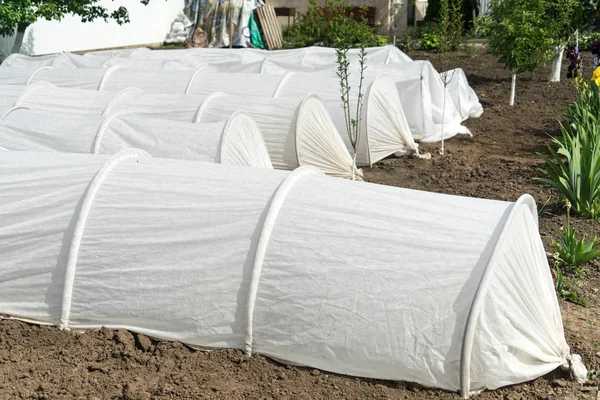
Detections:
[0, 49, 599, 400]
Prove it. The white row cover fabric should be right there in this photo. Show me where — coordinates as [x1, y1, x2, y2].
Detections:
[0, 68, 420, 165]
[442, 68, 484, 120]
[1, 45, 410, 70]
[0, 66, 479, 144]
[0, 107, 272, 168]
[0, 52, 199, 70]
[0, 84, 358, 178]
[279, 61, 477, 143]
[77, 46, 482, 121]
[0, 149, 581, 397]
[372, 62, 473, 142]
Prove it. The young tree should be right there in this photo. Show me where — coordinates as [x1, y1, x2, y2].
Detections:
[0, 0, 150, 56]
[479, 0, 595, 88]
[546, 0, 594, 82]
[477, 0, 553, 105]
[437, 0, 463, 155]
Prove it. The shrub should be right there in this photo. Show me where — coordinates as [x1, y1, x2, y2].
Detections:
[375, 35, 390, 47]
[420, 32, 441, 50]
[285, 0, 380, 48]
[396, 27, 421, 52]
[396, 24, 441, 52]
[577, 31, 600, 51]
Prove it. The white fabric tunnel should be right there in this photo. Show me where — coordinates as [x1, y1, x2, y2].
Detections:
[0, 45, 410, 69]
[0, 84, 358, 178]
[0, 68, 419, 166]
[0, 46, 481, 144]
[0, 149, 577, 397]
[0, 107, 272, 168]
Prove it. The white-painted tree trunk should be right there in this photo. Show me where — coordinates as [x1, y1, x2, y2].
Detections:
[11, 29, 26, 55]
[440, 85, 447, 155]
[509, 72, 516, 106]
[548, 45, 565, 82]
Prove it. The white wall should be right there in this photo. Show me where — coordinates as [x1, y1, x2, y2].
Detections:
[5, 0, 184, 56]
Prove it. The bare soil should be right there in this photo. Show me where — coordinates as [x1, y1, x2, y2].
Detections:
[1, 49, 599, 400]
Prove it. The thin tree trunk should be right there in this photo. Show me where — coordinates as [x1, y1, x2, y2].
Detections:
[352, 151, 357, 181]
[509, 71, 516, 106]
[11, 28, 26, 55]
[549, 45, 565, 82]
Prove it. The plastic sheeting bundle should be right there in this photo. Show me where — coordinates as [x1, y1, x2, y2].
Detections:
[0, 83, 359, 178]
[0, 69, 421, 165]
[0, 149, 584, 397]
[0, 107, 272, 168]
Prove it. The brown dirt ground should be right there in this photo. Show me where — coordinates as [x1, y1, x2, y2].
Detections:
[1, 49, 600, 400]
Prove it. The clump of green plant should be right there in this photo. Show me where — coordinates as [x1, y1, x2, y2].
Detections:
[579, 32, 600, 51]
[551, 201, 600, 274]
[285, 0, 380, 48]
[396, 24, 441, 51]
[462, 41, 478, 58]
[555, 265, 587, 306]
[537, 114, 600, 220]
[396, 26, 422, 52]
[563, 81, 600, 130]
[420, 32, 441, 50]
[551, 202, 592, 307]
[375, 35, 390, 47]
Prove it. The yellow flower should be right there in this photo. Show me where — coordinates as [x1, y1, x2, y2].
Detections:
[595, 77, 600, 86]
[592, 66, 600, 81]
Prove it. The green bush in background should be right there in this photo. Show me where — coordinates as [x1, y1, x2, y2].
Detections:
[285, 0, 382, 48]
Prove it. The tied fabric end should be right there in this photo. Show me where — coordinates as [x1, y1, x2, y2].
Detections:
[562, 354, 588, 385]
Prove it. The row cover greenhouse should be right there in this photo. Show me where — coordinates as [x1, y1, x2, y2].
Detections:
[0, 107, 272, 168]
[1, 45, 412, 69]
[0, 47, 482, 143]
[0, 83, 359, 178]
[0, 69, 422, 164]
[0, 149, 585, 397]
